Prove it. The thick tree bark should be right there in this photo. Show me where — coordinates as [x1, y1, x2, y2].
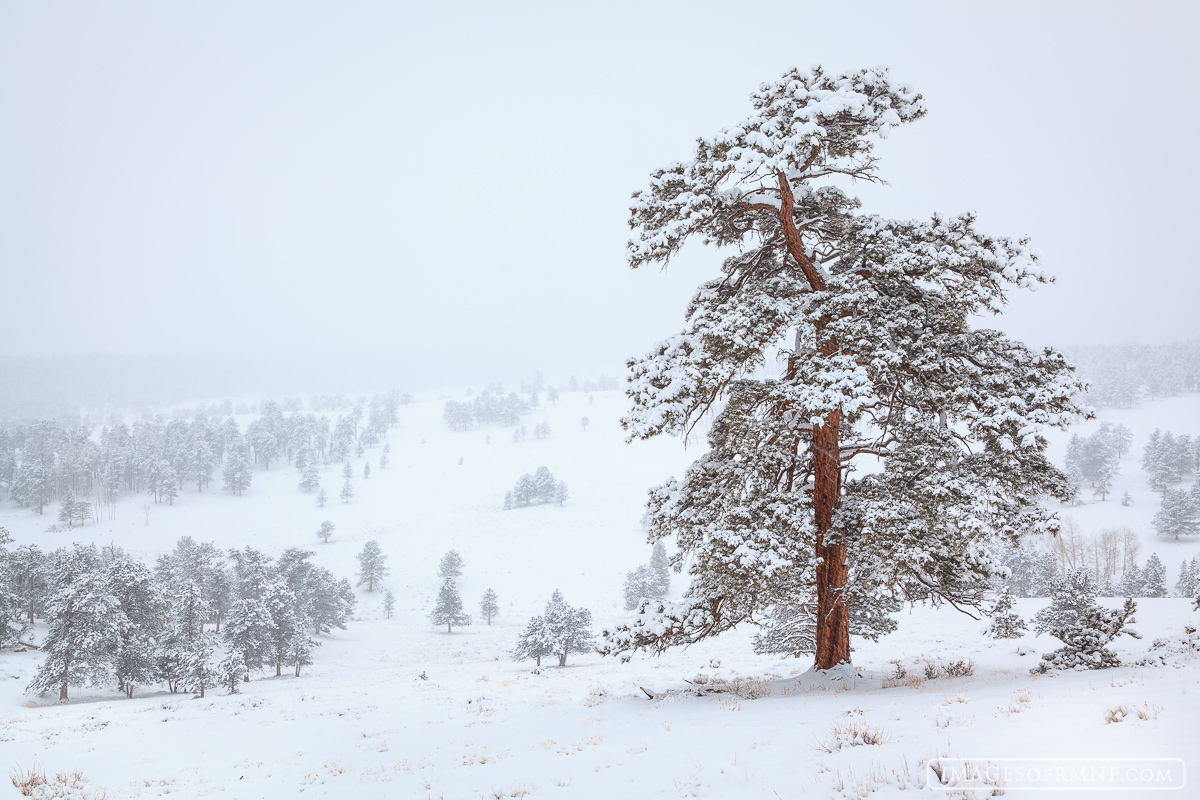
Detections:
[811, 412, 850, 669]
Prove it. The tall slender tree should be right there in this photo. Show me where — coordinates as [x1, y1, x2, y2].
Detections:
[605, 66, 1085, 670]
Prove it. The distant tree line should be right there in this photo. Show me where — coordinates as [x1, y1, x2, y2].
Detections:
[1067, 340, 1200, 409]
[0, 390, 406, 517]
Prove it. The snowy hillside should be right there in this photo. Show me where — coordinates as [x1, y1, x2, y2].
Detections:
[1, 389, 1199, 799]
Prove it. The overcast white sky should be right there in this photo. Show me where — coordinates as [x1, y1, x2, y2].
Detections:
[1, 2, 1197, 384]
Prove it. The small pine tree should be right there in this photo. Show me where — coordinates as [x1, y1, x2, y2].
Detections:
[1033, 598, 1139, 673]
[383, 590, 395, 619]
[580, 416, 589, 432]
[316, 520, 335, 544]
[339, 478, 354, 504]
[342, 463, 353, 480]
[543, 589, 595, 667]
[986, 588, 1028, 639]
[316, 488, 328, 508]
[429, 578, 471, 632]
[1120, 491, 1132, 506]
[355, 541, 389, 592]
[622, 565, 653, 611]
[217, 650, 244, 694]
[438, 550, 465, 580]
[299, 449, 321, 493]
[512, 615, 554, 667]
[648, 542, 670, 597]
[1176, 558, 1198, 598]
[479, 588, 499, 625]
[379, 453, 389, 469]
[1142, 553, 1168, 597]
[223, 446, 253, 496]
[1117, 562, 1145, 597]
[363, 462, 371, 480]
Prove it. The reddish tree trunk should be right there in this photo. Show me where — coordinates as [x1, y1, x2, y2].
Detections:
[812, 411, 851, 669]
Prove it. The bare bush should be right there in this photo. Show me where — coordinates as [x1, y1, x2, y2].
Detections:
[813, 720, 891, 753]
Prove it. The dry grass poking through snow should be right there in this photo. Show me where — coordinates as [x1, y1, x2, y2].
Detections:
[812, 720, 891, 753]
[923, 658, 976, 679]
[10, 764, 106, 800]
[1103, 702, 1163, 724]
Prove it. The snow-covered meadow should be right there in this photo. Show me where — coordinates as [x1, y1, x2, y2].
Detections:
[2, 389, 1199, 799]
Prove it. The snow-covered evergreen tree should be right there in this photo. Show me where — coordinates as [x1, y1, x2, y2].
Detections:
[1152, 487, 1199, 540]
[1034, 568, 1099, 635]
[429, 578, 471, 632]
[512, 615, 553, 667]
[339, 478, 354, 504]
[383, 590, 395, 619]
[986, 588, 1028, 639]
[648, 541, 670, 597]
[604, 65, 1085, 670]
[222, 443, 252, 496]
[622, 565, 654, 611]
[222, 596, 273, 682]
[264, 581, 315, 677]
[355, 540, 388, 592]
[0, 529, 30, 647]
[305, 570, 355, 635]
[316, 520, 335, 544]
[363, 462, 371, 480]
[479, 588, 499, 625]
[108, 550, 164, 698]
[543, 589, 594, 666]
[580, 416, 589, 432]
[504, 467, 568, 509]
[1117, 562, 1145, 598]
[316, 487, 328, 508]
[26, 545, 121, 701]
[438, 550, 464, 580]
[1176, 557, 1199, 598]
[1142, 553, 1168, 597]
[1033, 598, 1139, 673]
[298, 447, 321, 493]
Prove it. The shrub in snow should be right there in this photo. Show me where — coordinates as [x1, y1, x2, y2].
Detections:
[986, 588, 1028, 639]
[356, 541, 389, 592]
[429, 578, 471, 632]
[513, 590, 595, 667]
[1033, 598, 1139, 673]
[503, 466, 568, 509]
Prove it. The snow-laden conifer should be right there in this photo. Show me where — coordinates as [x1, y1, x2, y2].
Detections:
[1033, 598, 1138, 673]
[986, 588, 1028, 639]
[222, 596, 273, 682]
[605, 65, 1085, 670]
[479, 588, 499, 625]
[383, 590, 395, 619]
[542, 590, 594, 667]
[429, 578, 471, 633]
[0, 529, 30, 647]
[1033, 568, 1099, 635]
[316, 520, 335, 544]
[222, 442, 252, 496]
[438, 550, 464, 580]
[512, 615, 553, 667]
[1152, 488, 1198, 540]
[298, 447, 321, 493]
[356, 541, 389, 592]
[339, 478, 354, 504]
[27, 545, 121, 701]
[1142, 553, 1168, 597]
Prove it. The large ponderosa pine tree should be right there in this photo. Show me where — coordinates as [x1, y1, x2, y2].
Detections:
[605, 66, 1086, 670]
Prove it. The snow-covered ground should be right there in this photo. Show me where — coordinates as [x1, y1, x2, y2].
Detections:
[2, 390, 1199, 799]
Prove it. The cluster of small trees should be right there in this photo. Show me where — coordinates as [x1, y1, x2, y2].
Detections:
[512, 590, 594, 667]
[622, 542, 670, 610]
[0, 391, 404, 517]
[4, 535, 355, 701]
[503, 467, 568, 509]
[442, 390, 531, 431]
[994, 532, 1189, 600]
[1064, 422, 1132, 502]
[1142, 429, 1200, 539]
[1068, 340, 1200, 409]
[426, 550, 499, 632]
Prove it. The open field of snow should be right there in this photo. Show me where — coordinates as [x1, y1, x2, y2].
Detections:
[2, 389, 1199, 799]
